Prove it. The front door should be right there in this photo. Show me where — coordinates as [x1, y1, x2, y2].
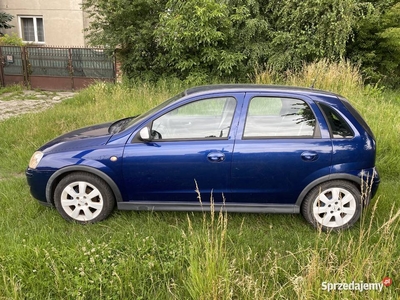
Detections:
[122, 95, 242, 203]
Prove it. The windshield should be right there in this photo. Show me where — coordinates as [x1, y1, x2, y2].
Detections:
[113, 92, 185, 133]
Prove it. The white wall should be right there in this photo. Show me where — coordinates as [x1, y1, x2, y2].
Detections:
[0, 0, 89, 46]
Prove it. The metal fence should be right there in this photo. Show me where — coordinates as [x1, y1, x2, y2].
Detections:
[0, 46, 115, 90]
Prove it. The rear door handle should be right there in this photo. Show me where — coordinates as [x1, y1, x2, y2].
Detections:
[207, 152, 225, 162]
[301, 151, 318, 161]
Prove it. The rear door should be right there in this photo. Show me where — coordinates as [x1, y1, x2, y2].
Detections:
[230, 93, 333, 204]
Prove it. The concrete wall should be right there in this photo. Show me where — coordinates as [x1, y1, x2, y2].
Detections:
[0, 0, 89, 46]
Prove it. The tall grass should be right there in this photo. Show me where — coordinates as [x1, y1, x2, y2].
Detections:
[184, 187, 232, 300]
[180, 193, 400, 300]
[0, 61, 399, 298]
[255, 59, 363, 95]
[0, 84, 24, 96]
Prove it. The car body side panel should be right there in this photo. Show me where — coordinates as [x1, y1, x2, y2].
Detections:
[231, 139, 333, 204]
[314, 96, 378, 180]
[26, 145, 125, 203]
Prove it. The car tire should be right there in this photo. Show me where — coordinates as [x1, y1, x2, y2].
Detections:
[54, 172, 115, 224]
[301, 180, 362, 231]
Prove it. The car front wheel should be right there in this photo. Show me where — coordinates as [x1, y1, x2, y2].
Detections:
[54, 172, 115, 224]
[301, 180, 362, 231]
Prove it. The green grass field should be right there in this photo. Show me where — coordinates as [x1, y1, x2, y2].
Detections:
[0, 62, 399, 299]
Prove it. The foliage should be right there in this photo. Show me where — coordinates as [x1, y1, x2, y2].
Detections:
[0, 84, 24, 96]
[0, 33, 24, 46]
[82, 0, 169, 80]
[0, 12, 13, 32]
[83, 0, 365, 82]
[156, 0, 247, 80]
[81, 0, 400, 85]
[264, 0, 366, 71]
[346, 1, 400, 87]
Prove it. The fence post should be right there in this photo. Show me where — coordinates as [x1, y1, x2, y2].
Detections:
[115, 50, 122, 83]
[21, 46, 30, 88]
[0, 47, 4, 87]
[68, 48, 74, 90]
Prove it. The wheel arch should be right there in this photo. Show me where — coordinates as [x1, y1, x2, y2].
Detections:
[295, 174, 361, 207]
[46, 166, 123, 205]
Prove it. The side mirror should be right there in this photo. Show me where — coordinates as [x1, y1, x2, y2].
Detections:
[139, 127, 151, 141]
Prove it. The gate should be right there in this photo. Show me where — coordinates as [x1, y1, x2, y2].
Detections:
[0, 46, 26, 87]
[0, 46, 115, 90]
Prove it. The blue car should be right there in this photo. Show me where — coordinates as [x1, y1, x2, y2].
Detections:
[26, 85, 380, 230]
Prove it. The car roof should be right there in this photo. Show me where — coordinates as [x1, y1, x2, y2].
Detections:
[184, 84, 341, 99]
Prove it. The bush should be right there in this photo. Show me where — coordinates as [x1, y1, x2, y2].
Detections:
[0, 33, 24, 46]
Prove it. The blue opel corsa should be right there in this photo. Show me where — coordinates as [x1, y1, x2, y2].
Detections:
[26, 85, 380, 231]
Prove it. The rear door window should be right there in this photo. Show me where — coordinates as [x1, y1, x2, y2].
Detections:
[243, 97, 316, 138]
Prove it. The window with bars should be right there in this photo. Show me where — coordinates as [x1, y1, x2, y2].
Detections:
[19, 16, 45, 43]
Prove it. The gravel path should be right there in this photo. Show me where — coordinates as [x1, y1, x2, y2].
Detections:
[0, 91, 76, 121]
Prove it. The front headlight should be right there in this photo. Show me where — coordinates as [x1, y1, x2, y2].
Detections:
[29, 151, 44, 169]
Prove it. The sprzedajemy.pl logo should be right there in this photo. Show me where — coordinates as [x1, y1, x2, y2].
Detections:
[321, 277, 393, 292]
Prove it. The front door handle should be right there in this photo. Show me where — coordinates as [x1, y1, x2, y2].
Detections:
[207, 152, 225, 162]
[301, 151, 318, 161]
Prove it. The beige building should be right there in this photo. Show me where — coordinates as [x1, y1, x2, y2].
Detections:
[0, 0, 89, 46]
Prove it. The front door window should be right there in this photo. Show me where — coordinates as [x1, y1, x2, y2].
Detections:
[152, 97, 236, 140]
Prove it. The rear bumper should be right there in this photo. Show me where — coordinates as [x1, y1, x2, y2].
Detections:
[362, 167, 380, 205]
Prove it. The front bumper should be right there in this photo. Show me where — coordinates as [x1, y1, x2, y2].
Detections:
[26, 168, 54, 205]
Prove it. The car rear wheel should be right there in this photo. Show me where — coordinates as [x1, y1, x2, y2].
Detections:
[54, 172, 115, 224]
[301, 180, 362, 231]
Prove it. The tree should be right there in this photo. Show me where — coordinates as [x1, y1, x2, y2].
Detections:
[0, 12, 14, 34]
[263, 0, 364, 71]
[0, 33, 24, 46]
[346, 1, 400, 87]
[83, 0, 393, 83]
[155, 0, 249, 80]
[156, 0, 360, 79]
[82, 0, 168, 79]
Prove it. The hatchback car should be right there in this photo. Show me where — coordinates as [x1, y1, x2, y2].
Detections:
[26, 85, 380, 231]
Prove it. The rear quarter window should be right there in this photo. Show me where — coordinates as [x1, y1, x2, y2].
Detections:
[319, 103, 354, 138]
[340, 97, 375, 139]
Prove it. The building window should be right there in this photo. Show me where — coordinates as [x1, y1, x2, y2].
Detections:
[19, 16, 45, 43]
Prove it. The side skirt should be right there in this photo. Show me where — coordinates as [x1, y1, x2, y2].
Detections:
[117, 201, 300, 214]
